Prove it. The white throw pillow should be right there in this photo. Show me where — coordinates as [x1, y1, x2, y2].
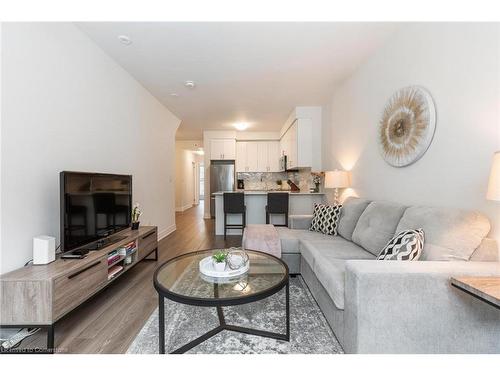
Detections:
[378, 228, 425, 261]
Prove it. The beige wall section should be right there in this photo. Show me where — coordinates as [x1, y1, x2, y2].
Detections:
[175, 140, 203, 212]
[0, 23, 181, 274]
[322, 23, 500, 241]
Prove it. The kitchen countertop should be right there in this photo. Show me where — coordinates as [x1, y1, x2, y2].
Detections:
[212, 191, 325, 196]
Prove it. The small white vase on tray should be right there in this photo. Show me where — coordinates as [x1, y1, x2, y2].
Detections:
[213, 261, 226, 272]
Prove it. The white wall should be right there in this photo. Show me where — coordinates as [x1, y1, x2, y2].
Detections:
[0, 23, 181, 274]
[322, 23, 500, 241]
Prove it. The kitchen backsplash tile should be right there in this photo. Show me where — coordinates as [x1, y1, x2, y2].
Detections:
[237, 169, 322, 192]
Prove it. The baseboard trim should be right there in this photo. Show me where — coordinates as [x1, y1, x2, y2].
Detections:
[158, 224, 176, 241]
[175, 203, 193, 212]
[203, 213, 212, 220]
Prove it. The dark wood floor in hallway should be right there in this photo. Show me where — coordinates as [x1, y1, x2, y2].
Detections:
[21, 202, 242, 353]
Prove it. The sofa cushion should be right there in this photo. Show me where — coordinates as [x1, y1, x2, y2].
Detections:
[396, 206, 491, 261]
[277, 227, 343, 254]
[300, 236, 374, 273]
[300, 238, 374, 309]
[338, 197, 371, 241]
[276, 227, 300, 254]
[352, 201, 407, 256]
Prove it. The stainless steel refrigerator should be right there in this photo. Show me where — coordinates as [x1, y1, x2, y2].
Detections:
[210, 160, 235, 218]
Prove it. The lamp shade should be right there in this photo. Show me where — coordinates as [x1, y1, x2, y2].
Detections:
[324, 170, 350, 189]
[487, 151, 500, 201]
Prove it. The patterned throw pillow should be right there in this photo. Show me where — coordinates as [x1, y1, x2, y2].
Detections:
[309, 203, 342, 235]
[378, 229, 425, 261]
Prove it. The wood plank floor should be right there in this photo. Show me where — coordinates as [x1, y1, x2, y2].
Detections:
[20, 202, 242, 353]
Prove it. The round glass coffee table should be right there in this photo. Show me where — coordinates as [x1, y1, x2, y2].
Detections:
[153, 249, 290, 354]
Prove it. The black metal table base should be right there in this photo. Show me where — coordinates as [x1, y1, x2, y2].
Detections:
[142, 247, 158, 261]
[159, 282, 290, 354]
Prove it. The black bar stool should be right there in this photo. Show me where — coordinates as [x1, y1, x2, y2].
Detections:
[223, 192, 246, 239]
[266, 192, 289, 227]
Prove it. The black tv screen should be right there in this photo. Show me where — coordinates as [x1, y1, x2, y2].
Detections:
[60, 171, 132, 253]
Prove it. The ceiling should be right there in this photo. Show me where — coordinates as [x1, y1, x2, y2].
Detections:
[77, 23, 399, 140]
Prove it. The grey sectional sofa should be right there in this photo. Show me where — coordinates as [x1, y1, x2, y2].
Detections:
[277, 197, 500, 353]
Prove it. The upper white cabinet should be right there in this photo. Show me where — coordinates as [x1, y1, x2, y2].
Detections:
[246, 142, 259, 172]
[279, 107, 321, 171]
[257, 142, 268, 172]
[267, 141, 281, 172]
[236, 141, 280, 172]
[210, 139, 236, 160]
[280, 119, 311, 170]
[235, 142, 247, 172]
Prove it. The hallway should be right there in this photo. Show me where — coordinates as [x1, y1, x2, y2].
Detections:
[20, 202, 242, 353]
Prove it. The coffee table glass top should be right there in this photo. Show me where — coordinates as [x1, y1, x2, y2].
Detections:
[154, 249, 288, 303]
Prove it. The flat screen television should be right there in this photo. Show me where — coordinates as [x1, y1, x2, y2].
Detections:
[60, 171, 132, 253]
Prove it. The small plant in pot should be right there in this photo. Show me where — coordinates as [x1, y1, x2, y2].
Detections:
[212, 250, 227, 272]
[131, 203, 142, 230]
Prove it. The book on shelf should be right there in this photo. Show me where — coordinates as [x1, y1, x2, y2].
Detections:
[116, 241, 137, 256]
[107, 254, 121, 265]
[108, 264, 123, 279]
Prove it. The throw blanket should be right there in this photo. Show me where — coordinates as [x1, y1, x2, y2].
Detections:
[242, 224, 281, 258]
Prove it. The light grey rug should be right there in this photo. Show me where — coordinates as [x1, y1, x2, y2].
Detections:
[127, 276, 343, 354]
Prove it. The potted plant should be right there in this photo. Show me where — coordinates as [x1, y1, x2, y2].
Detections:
[212, 250, 227, 272]
[276, 180, 283, 190]
[312, 173, 322, 193]
[131, 203, 142, 230]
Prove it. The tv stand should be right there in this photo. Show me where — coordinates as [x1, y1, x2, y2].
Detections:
[0, 226, 158, 353]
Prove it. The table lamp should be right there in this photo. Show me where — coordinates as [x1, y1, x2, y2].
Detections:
[487, 151, 500, 201]
[325, 170, 350, 205]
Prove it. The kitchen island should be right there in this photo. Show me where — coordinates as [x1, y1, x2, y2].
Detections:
[212, 191, 326, 235]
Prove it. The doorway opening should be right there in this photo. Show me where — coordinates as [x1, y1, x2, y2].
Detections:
[199, 163, 205, 200]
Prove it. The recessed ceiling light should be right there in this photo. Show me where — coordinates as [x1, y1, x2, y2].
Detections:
[234, 122, 248, 131]
[184, 80, 196, 88]
[170, 93, 179, 97]
[118, 35, 132, 45]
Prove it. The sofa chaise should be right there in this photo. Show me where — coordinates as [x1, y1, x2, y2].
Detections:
[277, 197, 500, 353]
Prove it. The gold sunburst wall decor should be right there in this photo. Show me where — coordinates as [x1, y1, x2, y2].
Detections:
[379, 86, 436, 167]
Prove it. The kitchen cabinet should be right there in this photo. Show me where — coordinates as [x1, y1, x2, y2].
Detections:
[257, 142, 268, 172]
[246, 142, 259, 172]
[280, 118, 312, 170]
[236, 141, 280, 172]
[236, 141, 258, 172]
[267, 141, 281, 172]
[236, 142, 247, 172]
[210, 139, 236, 160]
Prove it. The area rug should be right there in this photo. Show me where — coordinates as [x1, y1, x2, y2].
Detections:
[127, 276, 343, 354]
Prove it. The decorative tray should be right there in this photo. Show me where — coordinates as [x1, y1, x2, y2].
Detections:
[199, 256, 249, 278]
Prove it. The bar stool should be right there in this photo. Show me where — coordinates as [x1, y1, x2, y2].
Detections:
[223, 192, 246, 239]
[266, 192, 289, 227]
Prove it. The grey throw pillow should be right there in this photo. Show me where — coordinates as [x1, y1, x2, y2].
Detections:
[378, 229, 425, 261]
[309, 203, 342, 235]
